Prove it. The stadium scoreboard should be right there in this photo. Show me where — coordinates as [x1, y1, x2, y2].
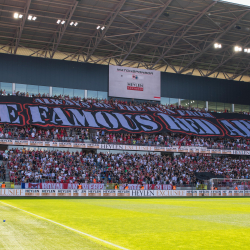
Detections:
[109, 65, 161, 101]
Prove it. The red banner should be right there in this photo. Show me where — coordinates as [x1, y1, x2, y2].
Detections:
[28, 183, 105, 189]
[119, 184, 172, 190]
[27, 183, 172, 190]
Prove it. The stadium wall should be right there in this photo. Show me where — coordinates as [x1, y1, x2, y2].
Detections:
[0, 53, 249, 105]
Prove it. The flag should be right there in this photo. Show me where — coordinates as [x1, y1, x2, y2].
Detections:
[178, 136, 186, 149]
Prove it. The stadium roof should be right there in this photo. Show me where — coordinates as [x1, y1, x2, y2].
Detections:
[1, 0, 250, 82]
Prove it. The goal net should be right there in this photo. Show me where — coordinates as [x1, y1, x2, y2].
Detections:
[210, 178, 250, 191]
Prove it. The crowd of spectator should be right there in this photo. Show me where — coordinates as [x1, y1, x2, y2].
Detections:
[1, 124, 250, 150]
[2, 88, 249, 114]
[0, 125, 90, 142]
[2, 149, 249, 185]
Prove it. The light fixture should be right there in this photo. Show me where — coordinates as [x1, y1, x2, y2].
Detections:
[244, 48, 250, 53]
[61, 20, 65, 24]
[234, 46, 242, 52]
[57, 19, 61, 24]
[28, 15, 37, 21]
[214, 43, 222, 49]
[217, 0, 250, 7]
[101, 26, 105, 30]
[96, 25, 101, 29]
[70, 21, 78, 26]
[14, 13, 23, 19]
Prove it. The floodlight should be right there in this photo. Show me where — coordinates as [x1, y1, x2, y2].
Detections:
[19, 14, 23, 18]
[28, 15, 32, 20]
[217, 0, 250, 7]
[70, 21, 74, 26]
[244, 48, 250, 53]
[32, 16, 37, 20]
[214, 43, 222, 48]
[14, 13, 19, 19]
[74, 22, 78, 26]
[101, 26, 105, 30]
[234, 46, 242, 52]
[57, 19, 61, 24]
[61, 20, 65, 24]
[96, 25, 101, 29]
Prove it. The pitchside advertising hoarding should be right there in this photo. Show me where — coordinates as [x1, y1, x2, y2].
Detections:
[1, 189, 250, 197]
[109, 65, 161, 101]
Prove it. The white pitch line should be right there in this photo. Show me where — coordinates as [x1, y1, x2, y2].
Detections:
[0, 201, 129, 250]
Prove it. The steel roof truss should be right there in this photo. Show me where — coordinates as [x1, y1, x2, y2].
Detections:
[13, 0, 32, 54]
[83, 0, 127, 63]
[118, 0, 173, 66]
[49, 0, 78, 59]
[178, 10, 250, 74]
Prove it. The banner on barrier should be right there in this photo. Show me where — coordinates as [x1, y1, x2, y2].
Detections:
[24, 183, 172, 190]
[119, 184, 172, 190]
[26, 183, 105, 190]
[3, 138, 250, 156]
[0, 189, 25, 196]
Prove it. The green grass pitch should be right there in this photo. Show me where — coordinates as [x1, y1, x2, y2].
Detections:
[0, 198, 250, 250]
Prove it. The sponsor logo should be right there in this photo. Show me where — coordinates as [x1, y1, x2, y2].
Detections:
[42, 189, 56, 193]
[131, 190, 155, 196]
[127, 82, 143, 91]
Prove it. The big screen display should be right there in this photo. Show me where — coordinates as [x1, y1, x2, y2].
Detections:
[109, 65, 161, 101]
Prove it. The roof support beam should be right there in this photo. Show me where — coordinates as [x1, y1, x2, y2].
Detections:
[13, 0, 32, 54]
[66, 0, 126, 62]
[178, 10, 250, 74]
[138, 23, 195, 69]
[206, 36, 250, 77]
[150, 1, 216, 69]
[118, 0, 173, 66]
[49, 0, 78, 59]
[84, 0, 127, 63]
[230, 64, 250, 80]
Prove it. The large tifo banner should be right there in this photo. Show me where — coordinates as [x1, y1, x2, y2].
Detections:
[109, 65, 161, 100]
[1, 96, 250, 138]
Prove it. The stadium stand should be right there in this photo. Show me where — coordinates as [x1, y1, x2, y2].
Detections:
[1, 122, 250, 150]
[0, 0, 250, 193]
[2, 148, 250, 186]
[1, 1, 250, 249]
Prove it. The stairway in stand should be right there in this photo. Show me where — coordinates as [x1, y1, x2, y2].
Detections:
[0, 160, 10, 182]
